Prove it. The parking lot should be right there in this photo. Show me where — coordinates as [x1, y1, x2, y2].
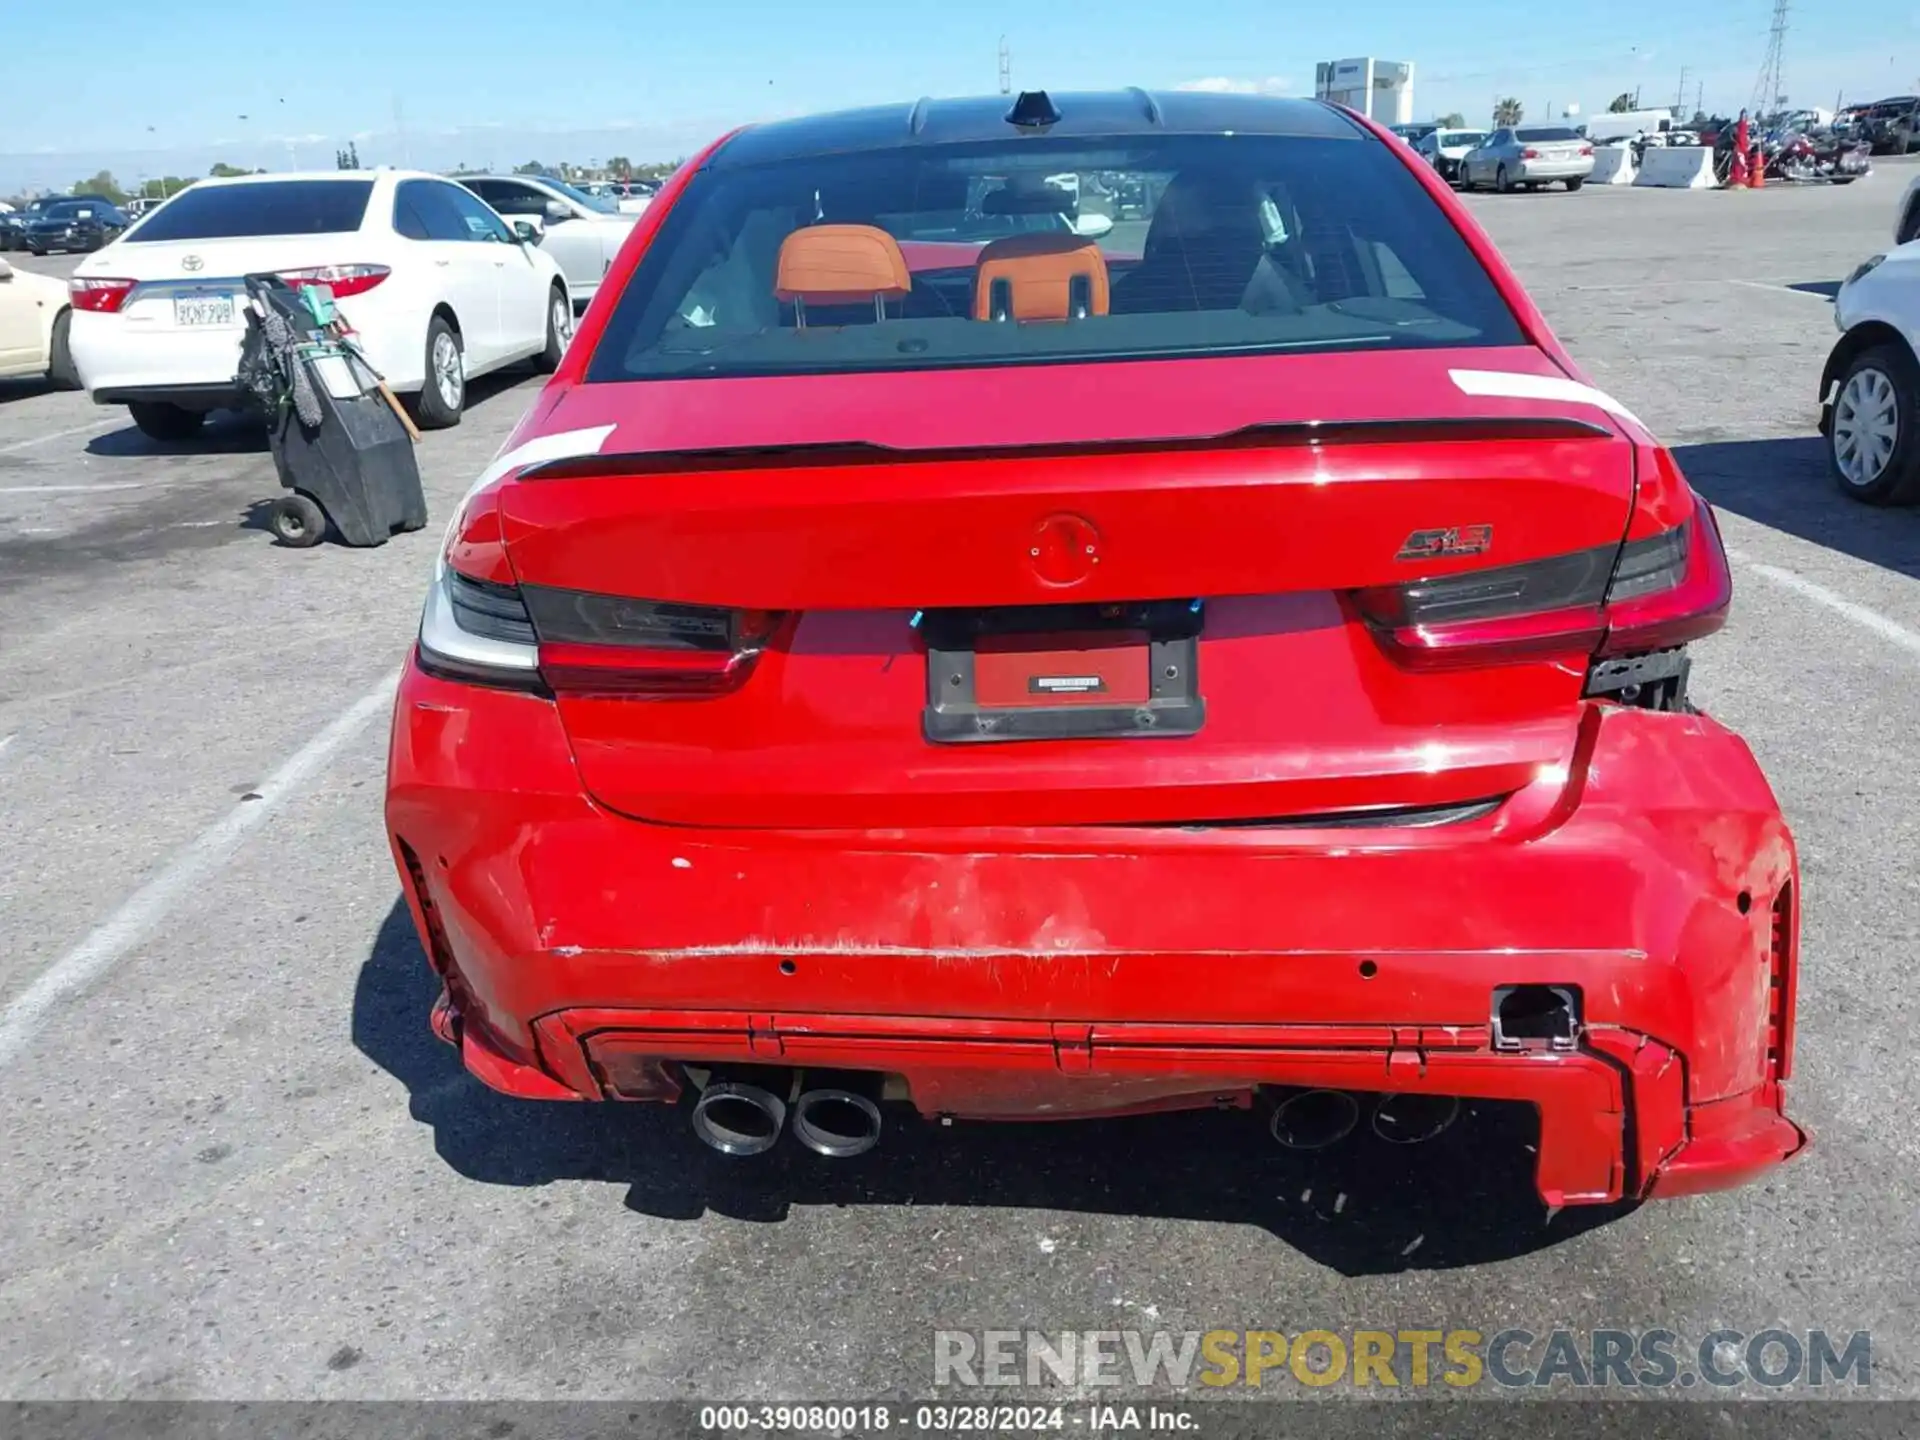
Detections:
[3, 165, 1919, 1403]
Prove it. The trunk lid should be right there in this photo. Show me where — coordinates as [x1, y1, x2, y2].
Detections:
[85, 237, 391, 335]
[502, 347, 1636, 830]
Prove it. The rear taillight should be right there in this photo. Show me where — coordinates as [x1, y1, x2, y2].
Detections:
[277, 264, 390, 298]
[1578, 144, 1594, 156]
[1356, 446, 1731, 678]
[417, 561, 545, 691]
[1595, 506, 1730, 655]
[68, 277, 135, 313]
[416, 494, 781, 697]
[524, 589, 782, 697]
[1522, 147, 1542, 159]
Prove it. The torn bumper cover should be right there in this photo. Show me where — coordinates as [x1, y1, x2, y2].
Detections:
[385, 662, 1808, 1208]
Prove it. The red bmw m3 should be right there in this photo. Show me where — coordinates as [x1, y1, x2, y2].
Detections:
[385, 89, 1806, 1206]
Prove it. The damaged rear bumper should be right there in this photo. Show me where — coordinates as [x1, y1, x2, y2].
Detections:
[386, 661, 1809, 1207]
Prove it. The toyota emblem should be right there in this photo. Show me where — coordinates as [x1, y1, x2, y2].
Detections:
[1029, 513, 1102, 587]
[181, 254, 204, 272]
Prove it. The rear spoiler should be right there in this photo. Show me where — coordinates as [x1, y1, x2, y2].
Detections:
[518, 415, 1614, 482]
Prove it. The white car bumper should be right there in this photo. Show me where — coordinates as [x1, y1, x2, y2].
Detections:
[70, 288, 431, 409]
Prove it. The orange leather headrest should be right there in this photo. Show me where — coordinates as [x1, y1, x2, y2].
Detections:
[972, 233, 1110, 322]
[775, 224, 911, 304]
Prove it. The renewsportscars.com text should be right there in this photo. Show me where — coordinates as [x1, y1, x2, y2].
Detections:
[933, 1328, 1871, 1390]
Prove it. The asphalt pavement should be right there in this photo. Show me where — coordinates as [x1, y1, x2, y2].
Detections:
[2, 164, 1918, 1408]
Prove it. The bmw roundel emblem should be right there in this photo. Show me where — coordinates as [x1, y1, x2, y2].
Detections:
[1029, 513, 1102, 587]
[181, 254, 204, 272]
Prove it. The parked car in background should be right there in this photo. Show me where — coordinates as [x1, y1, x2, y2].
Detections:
[611, 181, 656, 214]
[23, 199, 129, 254]
[1823, 245, 1920, 503]
[1386, 122, 1437, 147]
[390, 89, 1804, 1206]
[458, 174, 640, 307]
[1413, 127, 1488, 182]
[66, 170, 572, 439]
[0, 255, 77, 385]
[1863, 97, 1920, 154]
[1459, 125, 1596, 191]
[0, 210, 26, 251]
[1583, 109, 1673, 145]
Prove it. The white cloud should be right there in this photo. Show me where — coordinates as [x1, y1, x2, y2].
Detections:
[1177, 76, 1294, 96]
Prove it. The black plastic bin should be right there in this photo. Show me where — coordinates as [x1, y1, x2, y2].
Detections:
[264, 368, 426, 547]
[239, 275, 426, 548]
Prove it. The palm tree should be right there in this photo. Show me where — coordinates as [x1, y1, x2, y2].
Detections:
[1493, 97, 1524, 127]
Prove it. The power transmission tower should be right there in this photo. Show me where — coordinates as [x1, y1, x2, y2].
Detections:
[1673, 66, 1690, 117]
[1751, 0, 1787, 115]
[998, 36, 1011, 95]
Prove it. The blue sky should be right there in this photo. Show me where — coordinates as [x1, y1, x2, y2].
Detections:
[3, 0, 1913, 191]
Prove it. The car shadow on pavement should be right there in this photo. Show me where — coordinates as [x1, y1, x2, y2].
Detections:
[464, 368, 543, 416]
[1676, 436, 1920, 582]
[354, 897, 1629, 1276]
[84, 409, 267, 457]
[0, 377, 58, 405]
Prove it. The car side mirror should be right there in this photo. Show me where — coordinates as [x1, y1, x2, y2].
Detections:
[543, 200, 572, 224]
[1071, 212, 1114, 239]
[512, 219, 541, 243]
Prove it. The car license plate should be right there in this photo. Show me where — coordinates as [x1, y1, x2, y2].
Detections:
[174, 294, 235, 327]
[922, 600, 1206, 743]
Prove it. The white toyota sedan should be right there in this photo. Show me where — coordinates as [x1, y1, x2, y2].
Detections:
[67, 170, 573, 439]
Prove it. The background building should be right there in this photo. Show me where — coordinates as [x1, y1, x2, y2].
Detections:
[1314, 58, 1416, 124]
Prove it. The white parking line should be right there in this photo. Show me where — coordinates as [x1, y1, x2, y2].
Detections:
[1729, 549, 1920, 660]
[1722, 279, 1832, 300]
[0, 420, 119, 455]
[0, 483, 151, 495]
[0, 673, 399, 1069]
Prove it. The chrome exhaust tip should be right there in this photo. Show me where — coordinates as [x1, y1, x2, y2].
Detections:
[791, 1079, 884, 1158]
[691, 1076, 789, 1157]
[1370, 1093, 1460, 1145]
[1267, 1088, 1361, 1150]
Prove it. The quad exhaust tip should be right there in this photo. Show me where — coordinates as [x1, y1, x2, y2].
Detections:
[1267, 1088, 1462, 1149]
[792, 1085, 885, 1158]
[1268, 1088, 1361, 1150]
[691, 1076, 789, 1157]
[1370, 1092, 1461, 1145]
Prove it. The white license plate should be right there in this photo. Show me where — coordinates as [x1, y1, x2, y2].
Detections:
[174, 294, 235, 327]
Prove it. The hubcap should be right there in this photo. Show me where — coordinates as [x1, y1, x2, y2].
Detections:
[433, 332, 463, 409]
[552, 295, 573, 351]
[1833, 367, 1899, 485]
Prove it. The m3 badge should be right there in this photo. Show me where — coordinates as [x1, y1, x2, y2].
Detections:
[1396, 524, 1494, 561]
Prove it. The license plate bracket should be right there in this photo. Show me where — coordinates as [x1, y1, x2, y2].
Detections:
[923, 599, 1204, 744]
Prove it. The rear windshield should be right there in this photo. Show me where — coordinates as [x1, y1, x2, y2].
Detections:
[587, 133, 1524, 383]
[1516, 127, 1582, 142]
[127, 180, 374, 241]
[1438, 131, 1487, 147]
